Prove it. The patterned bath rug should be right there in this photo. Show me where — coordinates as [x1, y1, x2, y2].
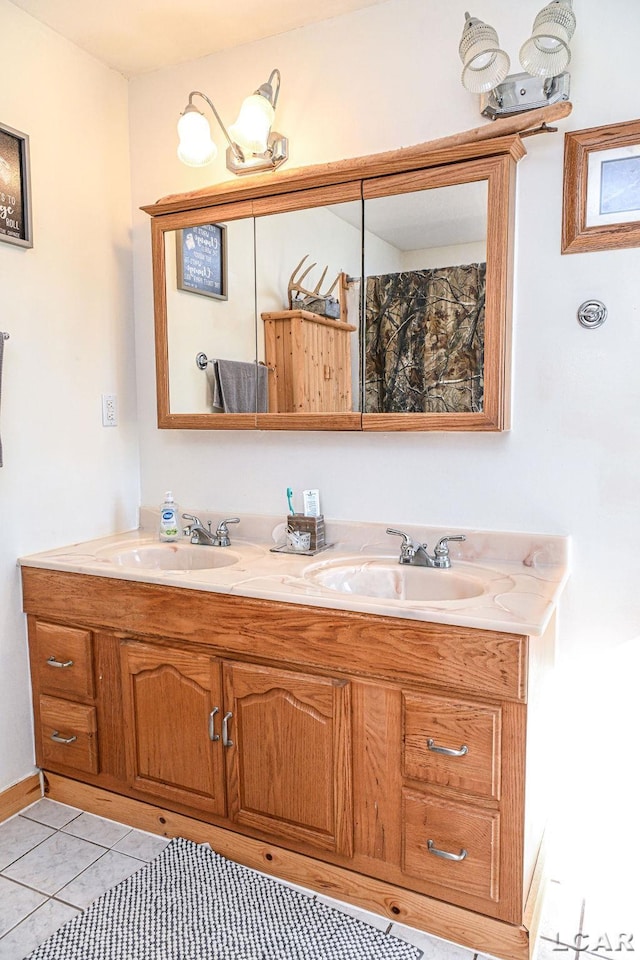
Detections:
[26, 836, 423, 959]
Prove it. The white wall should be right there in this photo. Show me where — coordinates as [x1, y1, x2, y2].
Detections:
[129, 0, 640, 884]
[0, 1, 139, 790]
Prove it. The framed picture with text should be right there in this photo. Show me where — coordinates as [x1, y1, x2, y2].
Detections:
[176, 223, 227, 300]
[562, 119, 640, 254]
[0, 122, 33, 249]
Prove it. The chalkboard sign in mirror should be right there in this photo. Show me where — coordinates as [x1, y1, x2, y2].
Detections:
[0, 122, 33, 249]
[176, 223, 227, 300]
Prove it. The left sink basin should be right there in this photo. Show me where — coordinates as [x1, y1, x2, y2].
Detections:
[96, 541, 241, 572]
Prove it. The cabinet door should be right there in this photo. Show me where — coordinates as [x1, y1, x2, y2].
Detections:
[120, 641, 225, 815]
[223, 661, 352, 856]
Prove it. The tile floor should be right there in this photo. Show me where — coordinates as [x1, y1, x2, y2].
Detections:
[0, 798, 634, 959]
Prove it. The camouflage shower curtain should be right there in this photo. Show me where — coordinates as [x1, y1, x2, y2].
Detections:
[364, 263, 486, 414]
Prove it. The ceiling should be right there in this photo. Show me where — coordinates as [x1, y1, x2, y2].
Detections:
[8, 0, 390, 77]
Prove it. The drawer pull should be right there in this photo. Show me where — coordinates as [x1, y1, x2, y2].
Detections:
[427, 840, 467, 860]
[50, 730, 77, 745]
[47, 656, 74, 669]
[222, 711, 234, 748]
[427, 839, 467, 861]
[208, 707, 220, 742]
[426, 738, 468, 757]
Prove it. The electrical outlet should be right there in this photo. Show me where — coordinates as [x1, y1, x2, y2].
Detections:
[101, 393, 118, 427]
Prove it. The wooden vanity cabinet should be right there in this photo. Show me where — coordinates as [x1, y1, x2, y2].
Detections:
[22, 567, 553, 960]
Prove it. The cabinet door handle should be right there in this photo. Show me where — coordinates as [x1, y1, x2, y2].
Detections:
[426, 738, 468, 757]
[50, 730, 77, 745]
[47, 656, 74, 669]
[222, 711, 233, 747]
[427, 839, 467, 861]
[208, 707, 220, 742]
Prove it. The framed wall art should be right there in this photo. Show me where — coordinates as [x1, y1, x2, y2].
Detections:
[176, 223, 227, 300]
[0, 122, 33, 249]
[562, 118, 640, 254]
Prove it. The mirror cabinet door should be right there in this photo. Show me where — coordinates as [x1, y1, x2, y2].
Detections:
[253, 184, 363, 430]
[152, 200, 258, 428]
[362, 154, 515, 430]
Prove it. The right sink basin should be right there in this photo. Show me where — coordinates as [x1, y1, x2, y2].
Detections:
[303, 557, 499, 603]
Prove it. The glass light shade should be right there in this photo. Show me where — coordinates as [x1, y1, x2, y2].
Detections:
[177, 108, 217, 166]
[519, 0, 576, 77]
[459, 15, 511, 94]
[228, 94, 275, 154]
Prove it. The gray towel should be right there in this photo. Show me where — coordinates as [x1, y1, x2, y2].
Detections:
[206, 364, 224, 413]
[0, 334, 5, 467]
[209, 360, 268, 414]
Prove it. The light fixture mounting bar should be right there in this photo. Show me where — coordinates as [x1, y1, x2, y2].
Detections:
[480, 71, 570, 119]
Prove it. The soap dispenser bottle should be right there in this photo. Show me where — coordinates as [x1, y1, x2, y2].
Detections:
[159, 491, 180, 542]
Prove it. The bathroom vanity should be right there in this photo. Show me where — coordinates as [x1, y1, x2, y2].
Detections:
[20, 518, 568, 960]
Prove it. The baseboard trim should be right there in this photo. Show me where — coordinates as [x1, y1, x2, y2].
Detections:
[0, 773, 41, 822]
[523, 834, 547, 946]
[45, 773, 534, 960]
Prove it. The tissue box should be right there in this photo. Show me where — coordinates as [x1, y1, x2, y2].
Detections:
[287, 514, 325, 550]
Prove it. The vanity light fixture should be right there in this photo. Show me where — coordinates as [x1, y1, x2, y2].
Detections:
[177, 69, 288, 176]
[459, 2, 575, 119]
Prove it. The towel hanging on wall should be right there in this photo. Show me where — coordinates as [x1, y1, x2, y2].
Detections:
[206, 359, 268, 414]
[0, 332, 7, 467]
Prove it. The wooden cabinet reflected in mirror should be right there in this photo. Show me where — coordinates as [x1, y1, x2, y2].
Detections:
[144, 135, 522, 431]
[254, 184, 362, 430]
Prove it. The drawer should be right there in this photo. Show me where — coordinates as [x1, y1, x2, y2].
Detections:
[33, 621, 94, 700]
[39, 695, 98, 774]
[403, 692, 501, 799]
[402, 788, 500, 902]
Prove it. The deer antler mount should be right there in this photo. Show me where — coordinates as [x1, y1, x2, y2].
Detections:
[287, 254, 341, 318]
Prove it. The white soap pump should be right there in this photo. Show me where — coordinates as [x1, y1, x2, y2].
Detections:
[159, 491, 180, 542]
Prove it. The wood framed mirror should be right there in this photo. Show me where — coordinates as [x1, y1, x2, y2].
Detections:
[144, 132, 524, 431]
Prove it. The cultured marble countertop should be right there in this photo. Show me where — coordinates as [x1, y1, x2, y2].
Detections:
[19, 510, 570, 637]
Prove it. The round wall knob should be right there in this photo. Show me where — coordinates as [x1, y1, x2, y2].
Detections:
[577, 300, 607, 329]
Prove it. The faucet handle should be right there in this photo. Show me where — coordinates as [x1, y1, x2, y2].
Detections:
[386, 527, 412, 545]
[214, 517, 240, 547]
[181, 513, 198, 537]
[434, 534, 466, 553]
[386, 527, 420, 562]
[433, 535, 466, 566]
[216, 517, 240, 535]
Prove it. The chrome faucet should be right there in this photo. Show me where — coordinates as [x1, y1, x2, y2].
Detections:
[386, 528, 466, 568]
[182, 514, 240, 547]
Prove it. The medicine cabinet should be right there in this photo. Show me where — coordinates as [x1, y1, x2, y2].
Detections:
[143, 133, 524, 431]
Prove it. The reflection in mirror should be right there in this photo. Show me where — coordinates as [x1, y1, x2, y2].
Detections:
[255, 200, 361, 414]
[363, 180, 488, 414]
[165, 216, 257, 414]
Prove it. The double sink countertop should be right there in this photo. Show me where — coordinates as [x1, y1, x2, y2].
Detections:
[19, 510, 570, 637]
